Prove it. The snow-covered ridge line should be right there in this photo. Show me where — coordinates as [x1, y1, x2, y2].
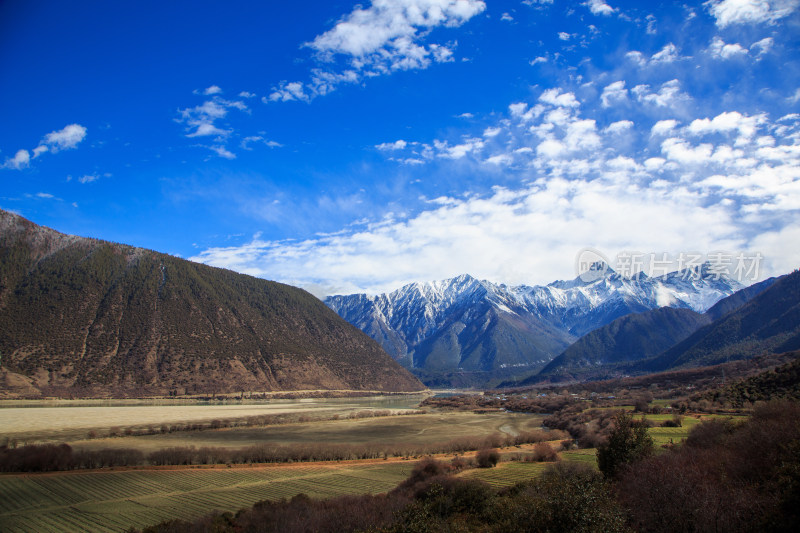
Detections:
[324, 266, 743, 376]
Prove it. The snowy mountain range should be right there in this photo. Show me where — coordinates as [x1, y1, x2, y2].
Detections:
[324, 264, 743, 386]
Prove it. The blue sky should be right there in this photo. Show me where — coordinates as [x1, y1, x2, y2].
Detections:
[2, 0, 799, 296]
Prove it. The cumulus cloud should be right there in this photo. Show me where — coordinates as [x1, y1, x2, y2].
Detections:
[705, 0, 800, 27]
[249, 88, 799, 294]
[376, 140, 409, 150]
[190, 174, 747, 295]
[268, 0, 486, 103]
[585, 0, 617, 16]
[708, 36, 749, 59]
[601, 81, 628, 108]
[37, 124, 88, 154]
[651, 119, 680, 136]
[632, 79, 690, 108]
[750, 37, 774, 55]
[627, 43, 685, 67]
[650, 43, 682, 64]
[539, 88, 580, 107]
[606, 120, 634, 134]
[2, 149, 31, 170]
[2, 124, 87, 170]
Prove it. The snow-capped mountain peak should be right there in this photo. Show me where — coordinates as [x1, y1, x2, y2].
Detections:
[324, 268, 743, 379]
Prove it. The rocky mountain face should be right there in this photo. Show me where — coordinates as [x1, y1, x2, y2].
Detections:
[325, 266, 743, 385]
[0, 210, 423, 398]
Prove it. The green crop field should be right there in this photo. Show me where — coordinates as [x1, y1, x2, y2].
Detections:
[561, 448, 599, 467]
[459, 461, 552, 487]
[0, 462, 414, 532]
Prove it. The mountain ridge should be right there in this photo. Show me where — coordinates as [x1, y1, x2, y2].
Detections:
[326, 266, 743, 386]
[0, 210, 424, 398]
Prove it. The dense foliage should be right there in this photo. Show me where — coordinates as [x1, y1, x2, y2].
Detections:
[596, 411, 654, 479]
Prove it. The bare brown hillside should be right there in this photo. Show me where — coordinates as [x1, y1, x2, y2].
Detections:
[0, 210, 423, 398]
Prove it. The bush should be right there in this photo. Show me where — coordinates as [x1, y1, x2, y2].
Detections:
[475, 448, 500, 468]
[490, 462, 629, 533]
[597, 410, 654, 479]
[530, 442, 559, 462]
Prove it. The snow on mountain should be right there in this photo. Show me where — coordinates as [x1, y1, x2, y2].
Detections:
[324, 265, 743, 382]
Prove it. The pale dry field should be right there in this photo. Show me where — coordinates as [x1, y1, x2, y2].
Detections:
[71, 411, 543, 452]
[0, 395, 427, 443]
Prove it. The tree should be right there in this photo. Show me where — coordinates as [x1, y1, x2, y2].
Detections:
[597, 410, 654, 479]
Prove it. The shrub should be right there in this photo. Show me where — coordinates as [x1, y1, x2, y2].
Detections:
[531, 442, 559, 462]
[475, 448, 500, 468]
[596, 410, 654, 479]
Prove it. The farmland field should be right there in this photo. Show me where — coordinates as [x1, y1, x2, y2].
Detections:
[0, 399, 548, 532]
[0, 461, 415, 532]
[69, 411, 543, 453]
[0, 395, 428, 443]
[460, 461, 552, 487]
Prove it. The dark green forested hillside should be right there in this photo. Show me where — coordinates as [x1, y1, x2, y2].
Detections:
[699, 352, 800, 407]
[0, 210, 423, 397]
[533, 307, 710, 381]
[638, 269, 800, 372]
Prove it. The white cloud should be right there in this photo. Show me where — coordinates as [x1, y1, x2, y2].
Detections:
[539, 88, 580, 108]
[177, 91, 249, 157]
[205, 87, 800, 294]
[687, 111, 764, 141]
[2, 124, 87, 170]
[190, 176, 747, 295]
[434, 137, 485, 159]
[530, 56, 548, 65]
[268, 81, 311, 103]
[632, 79, 690, 107]
[485, 153, 513, 165]
[78, 174, 99, 184]
[268, 0, 485, 102]
[661, 137, 714, 164]
[625, 51, 647, 67]
[239, 91, 257, 98]
[501, 12, 513, 21]
[37, 124, 87, 154]
[558, 32, 572, 41]
[307, 0, 485, 57]
[2, 149, 30, 170]
[652, 119, 680, 136]
[600, 80, 628, 108]
[708, 36, 748, 59]
[209, 145, 236, 159]
[605, 120, 634, 134]
[750, 37, 774, 55]
[650, 43, 681, 63]
[483, 127, 502, 138]
[241, 136, 283, 150]
[627, 43, 685, 67]
[585, 0, 617, 16]
[705, 0, 800, 27]
[376, 139, 409, 150]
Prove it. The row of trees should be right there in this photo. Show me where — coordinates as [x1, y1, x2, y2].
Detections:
[0, 428, 568, 472]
